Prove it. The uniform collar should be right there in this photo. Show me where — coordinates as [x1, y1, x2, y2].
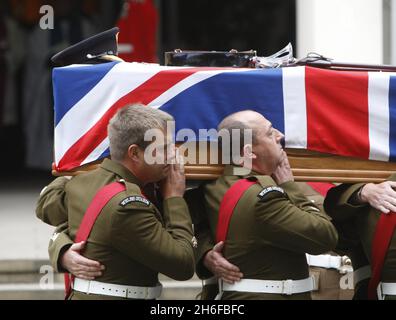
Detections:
[223, 164, 275, 187]
[100, 158, 143, 187]
[223, 164, 261, 178]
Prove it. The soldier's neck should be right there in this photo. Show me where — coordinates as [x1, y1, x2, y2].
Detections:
[238, 160, 271, 176]
[117, 159, 148, 187]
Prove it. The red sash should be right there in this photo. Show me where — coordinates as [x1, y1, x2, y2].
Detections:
[216, 179, 256, 243]
[64, 182, 126, 299]
[368, 212, 396, 299]
[215, 181, 334, 243]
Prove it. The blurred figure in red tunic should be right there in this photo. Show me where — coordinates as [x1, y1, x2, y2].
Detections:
[116, 0, 158, 63]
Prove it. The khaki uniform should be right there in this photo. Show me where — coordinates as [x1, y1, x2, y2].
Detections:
[36, 159, 195, 299]
[324, 174, 396, 300]
[189, 165, 338, 300]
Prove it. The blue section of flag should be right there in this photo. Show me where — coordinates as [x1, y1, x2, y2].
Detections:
[389, 76, 396, 161]
[159, 69, 285, 141]
[99, 148, 110, 160]
[53, 61, 119, 125]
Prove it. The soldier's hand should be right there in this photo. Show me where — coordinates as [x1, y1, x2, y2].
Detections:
[159, 151, 186, 199]
[272, 150, 294, 185]
[60, 241, 105, 280]
[203, 241, 243, 284]
[360, 181, 396, 214]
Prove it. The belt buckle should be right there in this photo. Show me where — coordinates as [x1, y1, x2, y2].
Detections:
[218, 279, 223, 292]
[338, 256, 352, 274]
[311, 275, 319, 291]
[282, 279, 293, 295]
[377, 283, 384, 300]
[86, 280, 91, 295]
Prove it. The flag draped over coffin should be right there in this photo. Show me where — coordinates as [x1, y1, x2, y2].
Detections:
[52, 62, 396, 172]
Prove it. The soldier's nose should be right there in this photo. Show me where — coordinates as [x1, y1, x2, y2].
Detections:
[274, 129, 284, 138]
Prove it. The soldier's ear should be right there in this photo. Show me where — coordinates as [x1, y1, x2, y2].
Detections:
[243, 144, 257, 159]
[127, 144, 140, 162]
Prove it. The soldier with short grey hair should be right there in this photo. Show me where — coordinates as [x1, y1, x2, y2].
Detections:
[108, 104, 173, 161]
[36, 103, 195, 300]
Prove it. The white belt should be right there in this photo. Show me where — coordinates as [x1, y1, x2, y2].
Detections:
[353, 265, 371, 286]
[202, 276, 218, 286]
[73, 278, 162, 299]
[377, 282, 396, 300]
[306, 254, 343, 270]
[221, 276, 317, 296]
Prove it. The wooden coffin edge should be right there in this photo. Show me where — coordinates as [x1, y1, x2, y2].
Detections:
[52, 148, 396, 183]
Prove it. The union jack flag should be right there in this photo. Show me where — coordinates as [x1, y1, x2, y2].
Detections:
[52, 62, 396, 172]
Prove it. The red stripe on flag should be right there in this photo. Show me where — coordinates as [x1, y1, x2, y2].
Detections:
[305, 67, 370, 159]
[57, 67, 225, 171]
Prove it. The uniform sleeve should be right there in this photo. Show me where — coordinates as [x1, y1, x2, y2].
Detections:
[36, 177, 69, 226]
[111, 196, 195, 281]
[322, 184, 366, 254]
[48, 222, 73, 273]
[331, 217, 361, 255]
[324, 183, 367, 222]
[294, 182, 325, 210]
[254, 182, 338, 255]
[280, 181, 328, 213]
[185, 187, 214, 279]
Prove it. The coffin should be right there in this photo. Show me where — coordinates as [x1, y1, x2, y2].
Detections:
[51, 62, 396, 182]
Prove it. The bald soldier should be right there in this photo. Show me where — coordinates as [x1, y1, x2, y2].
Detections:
[188, 182, 350, 300]
[184, 110, 338, 299]
[324, 177, 396, 300]
[36, 104, 195, 299]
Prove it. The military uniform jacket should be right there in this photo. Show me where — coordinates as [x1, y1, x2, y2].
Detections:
[189, 165, 338, 300]
[36, 159, 195, 299]
[324, 174, 396, 299]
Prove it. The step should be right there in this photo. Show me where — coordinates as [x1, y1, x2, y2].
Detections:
[0, 259, 62, 284]
[0, 260, 203, 300]
[0, 281, 202, 300]
[0, 283, 64, 300]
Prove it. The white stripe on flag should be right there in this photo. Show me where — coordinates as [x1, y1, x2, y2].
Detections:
[81, 137, 109, 166]
[368, 72, 390, 161]
[282, 67, 307, 149]
[148, 68, 253, 109]
[54, 63, 177, 165]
